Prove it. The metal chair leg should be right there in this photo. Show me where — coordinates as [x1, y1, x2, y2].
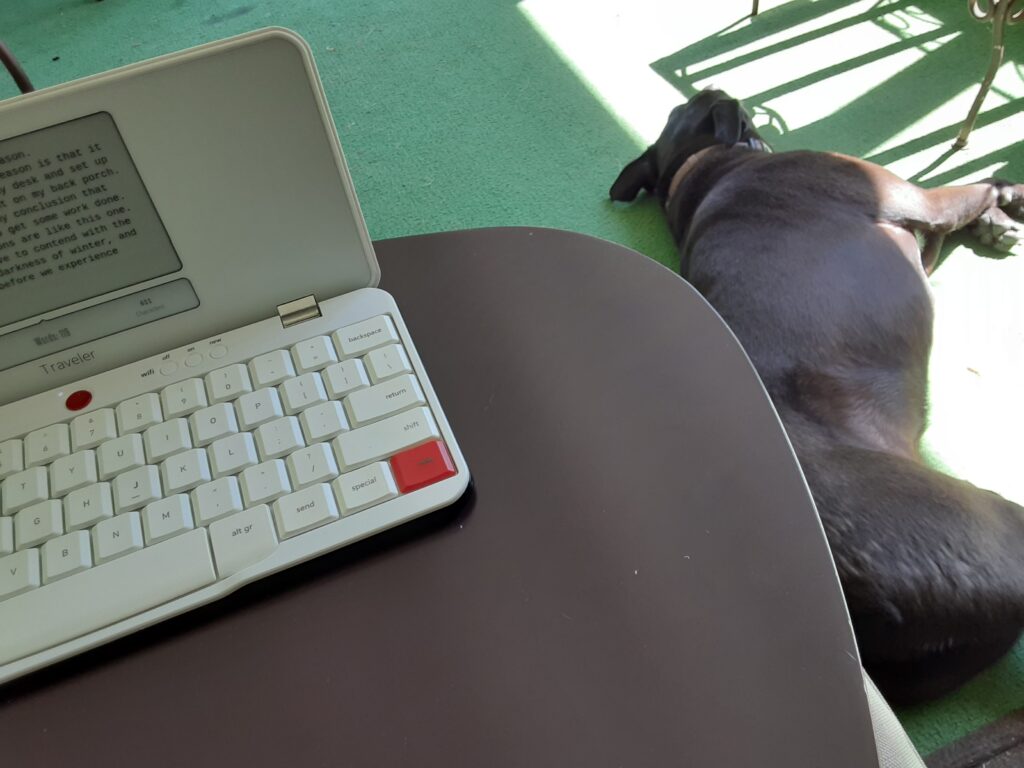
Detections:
[752, 0, 760, 16]
[954, 0, 1023, 149]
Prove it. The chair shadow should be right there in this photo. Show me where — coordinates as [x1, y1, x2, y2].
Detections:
[650, 0, 1022, 167]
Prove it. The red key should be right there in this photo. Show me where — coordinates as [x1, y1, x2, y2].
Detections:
[390, 440, 456, 493]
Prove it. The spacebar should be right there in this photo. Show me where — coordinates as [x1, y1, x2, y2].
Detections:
[0, 529, 217, 666]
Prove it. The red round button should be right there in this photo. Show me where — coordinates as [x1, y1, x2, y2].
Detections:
[65, 390, 93, 411]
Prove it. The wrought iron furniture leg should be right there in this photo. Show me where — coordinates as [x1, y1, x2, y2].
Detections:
[955, 0, 1023, 149]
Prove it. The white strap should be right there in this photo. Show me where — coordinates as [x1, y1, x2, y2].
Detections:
[863, 670, 927, 768]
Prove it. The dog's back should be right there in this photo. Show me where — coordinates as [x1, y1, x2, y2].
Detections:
[678, 148, 933, 460]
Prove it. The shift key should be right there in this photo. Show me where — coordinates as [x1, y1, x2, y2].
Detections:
[332, 407, 440, 471]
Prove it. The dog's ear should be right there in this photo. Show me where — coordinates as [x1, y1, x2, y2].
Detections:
[610, 147, 657, 202]
[709, 100, 746, 146]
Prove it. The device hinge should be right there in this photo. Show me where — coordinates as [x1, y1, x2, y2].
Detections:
[277, 294, 322, 328]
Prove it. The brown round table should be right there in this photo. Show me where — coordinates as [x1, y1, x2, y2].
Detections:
[0, 228, 878, 767]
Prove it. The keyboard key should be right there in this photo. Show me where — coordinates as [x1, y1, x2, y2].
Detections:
[332, 407, 440, 471]
[42, 531, 92, 584]
[239, 460, 291, 507]
[161, 449, 212, 494]
[206, 364, 253, 403]
[0, 518, 13, 555]
[390, 440, 456, 493]
[365, 344, 413, 384]
[161, 378, 208, 418]
[344, 374, 426, 426]
[249, 350, 295, 388]
[254, 416, 305, 460]
[272, 483, 340, 539]
[142, 495, 194, 544]
[92, 511, 144, 563]
[280, 372, 329, 415]
[65, 483, 115, 531]
[97, 434, 146, 480]
[50, 451, 98, 498]
[15, 501, 63, 549]
[192, 477, 245, 525]
[112, 465, 162, 513]
[116, 394, 163, 435]
[286, 443, 339, 488]
[291, 336, 338, 373]
[333, 462, 398, 515]
[0, 440, 24, 480]
[70, 409, 118, 452]
[0, 529, 217, 665]
[2, 467, 49, 516]
[0, 550, 40, 600]
[209, 433, 259, 477]
[332, 315, 399, 357]
[299, 401, 349, 443]
[237, 387, 285, 430]
[323, 359, 370, 399]
[209, 505, 278, 578]
[144, 419, 193, 463]
[190, 403, 240, 447]
[25, 424, 71, 468]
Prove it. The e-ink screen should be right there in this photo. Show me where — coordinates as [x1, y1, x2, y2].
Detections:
[0, 112, 181, 328]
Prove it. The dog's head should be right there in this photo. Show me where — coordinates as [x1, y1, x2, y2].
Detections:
[609, 89, 768, 203]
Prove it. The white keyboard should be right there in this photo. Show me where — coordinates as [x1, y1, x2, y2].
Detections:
[0, 288, 468, 682]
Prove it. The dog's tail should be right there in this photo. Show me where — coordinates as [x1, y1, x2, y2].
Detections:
[781, 410, 1024, 704]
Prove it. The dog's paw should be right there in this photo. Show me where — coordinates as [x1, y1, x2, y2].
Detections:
[970, 206, 1023, 253]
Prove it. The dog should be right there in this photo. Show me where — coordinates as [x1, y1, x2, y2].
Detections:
[611, 89, 1024, 705]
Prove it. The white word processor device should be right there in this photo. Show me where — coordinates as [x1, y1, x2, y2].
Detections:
[0, 29, 469, 682]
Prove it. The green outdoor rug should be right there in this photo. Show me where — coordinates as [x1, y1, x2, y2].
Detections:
[2, 0, 1022, 759]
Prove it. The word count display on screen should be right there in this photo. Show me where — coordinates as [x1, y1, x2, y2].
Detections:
[0, 112, 181, 327]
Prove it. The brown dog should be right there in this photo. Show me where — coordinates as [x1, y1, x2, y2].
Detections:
[611, 89, 1024, 705]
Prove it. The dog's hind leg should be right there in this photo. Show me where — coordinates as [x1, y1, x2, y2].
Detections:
[912, 181, 1024, 231]
[855, 164, 1024, 235]
[789, 429, 1024, 704]
[918, 181, 1024, 257]
[899, 180, 1023, 270]
[841, 158, 1024, 269]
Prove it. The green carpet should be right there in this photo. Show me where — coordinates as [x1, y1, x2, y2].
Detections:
[2, 0, 1022, 758]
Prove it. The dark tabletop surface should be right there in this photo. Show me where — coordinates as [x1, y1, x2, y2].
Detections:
[0, 227, 878, 767]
